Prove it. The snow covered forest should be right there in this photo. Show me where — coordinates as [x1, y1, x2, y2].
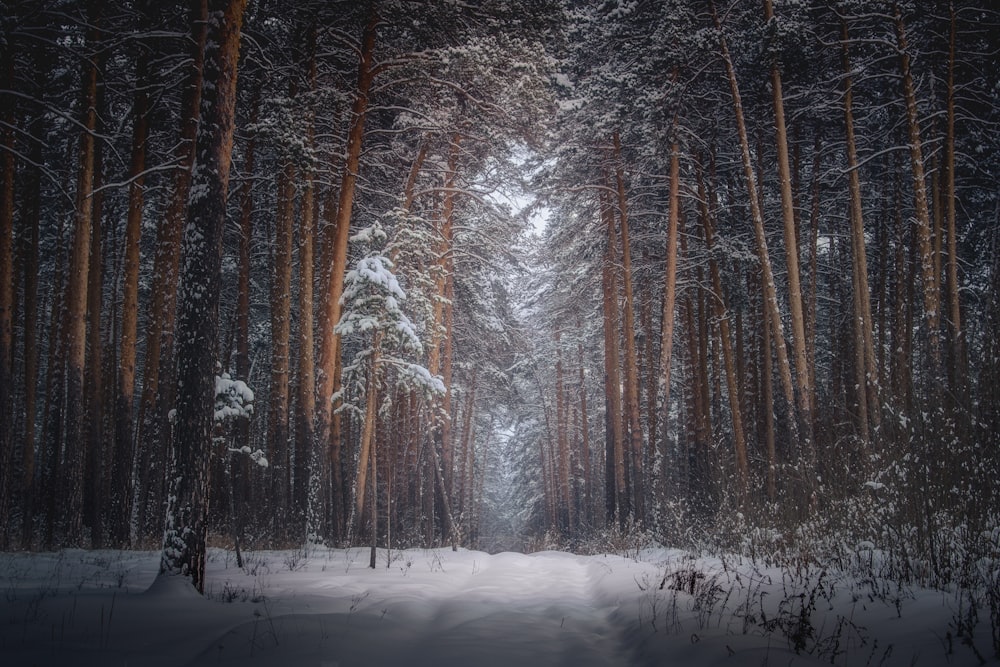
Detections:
[1, 0, 1000, 659]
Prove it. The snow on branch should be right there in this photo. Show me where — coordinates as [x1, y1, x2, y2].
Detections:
[214, 372, 255, 422]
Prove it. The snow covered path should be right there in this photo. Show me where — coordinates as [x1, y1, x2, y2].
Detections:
[0, 546, 993, 666]
[189, 550, 637, 666]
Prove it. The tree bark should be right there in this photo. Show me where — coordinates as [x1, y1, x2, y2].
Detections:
[764, 0, 816, 469]
[111, 23, 151, 547]
[159, 0, 247, 594]
[841, 20, 878, 452]
[943, 3, 965, 393]
[59, 16, 101, 545]
[315, 7, 379, 542]
[354, 333, 381, 532]
[269, 156, 295, 539]
[600, 189, 626, 525]
[657, 137, 681, 489]
[712, 1, 810, 501]
[695, 158, 748, 486]
[135, 0, 208, 544]
[0, 32, 16, 548]
[611, 132, 644, 525]
[297, 25, 317, 543]
[893, 3, 942, 374]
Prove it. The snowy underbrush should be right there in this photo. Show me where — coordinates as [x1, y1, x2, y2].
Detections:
[645, 493, 1000, 663]
[519, 491, 1000, 663]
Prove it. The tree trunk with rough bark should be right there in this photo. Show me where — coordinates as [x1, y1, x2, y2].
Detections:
[893, 3, 942, 376]
[135, 0, 207, 544]
[269, 156, 295, 540]
[600, 189, 626, 525]
[712, 0, 809, 502]
[611, 133, 645, 526]
[159, 0, 246, 594]
[0, 32, 15, 548]
[111, 21, 151, 547]
[841, 20, 878, 453]
[315, 7, 379, 542]
[58, 15, 101, 545]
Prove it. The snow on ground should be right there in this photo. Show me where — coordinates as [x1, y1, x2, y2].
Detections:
[0, 546, 993, 666]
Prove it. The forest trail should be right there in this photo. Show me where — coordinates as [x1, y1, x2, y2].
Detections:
[1, 547, 984, 667]
[189, 549, 638, 666]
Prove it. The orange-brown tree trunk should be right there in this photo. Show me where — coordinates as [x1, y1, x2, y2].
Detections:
[657, 137, 682, 488]
[712, 0, 808, 501]
[764, 0, 816, 470]
[315, 8, 379, 541]
[611, 133, 644, 525]
[59, 16, 101, 545]
[841, 20, 878, 452]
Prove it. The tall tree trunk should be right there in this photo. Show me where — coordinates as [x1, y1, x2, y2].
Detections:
[600, 189, 626, 525]
[269, 157, 295, 540]
[315, 7, 379, 542]
[232, 86, 259, 556]
[427, 132, 461, 521]
[841, 20, 878, 452]
[711, 1, 809, 502]
[0, 34, 16, 547]
[611, 132, 644, 525]
[354, 333, 381, 532]
[297, 25, 318, 543]
[59, 15, 101, 545]
[657, 136, 681, 490]
[18, 101, 43, 548]
[695, 158, 748, 486]
[764, 0, 816, 469]
[943, 3, 965, 394]
[85, 123, 106, 548]
[893, 3, 942, 375]
[159, 0, 246, 594]
[135, 0, 207, 544]
[111, 25, 151, 548]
